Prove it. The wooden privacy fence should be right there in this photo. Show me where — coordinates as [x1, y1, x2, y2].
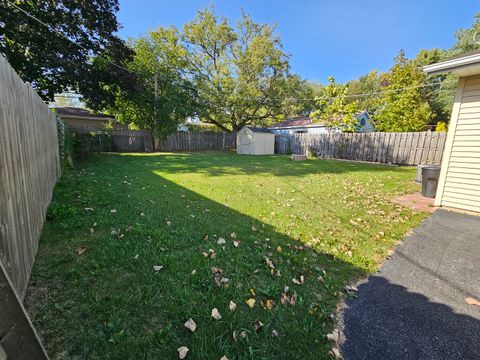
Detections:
[0, 55, 55, 358]
[155, 131, 236, 151]
[71, 128, 237, 152]
[275, 131, 447, 165]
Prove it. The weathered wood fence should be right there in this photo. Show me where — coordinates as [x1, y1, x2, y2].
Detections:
[71, 128, 237, 152]
[0, 55, 55, 358]
[155, 131, 236, 151]
[275, 131, 447, 165]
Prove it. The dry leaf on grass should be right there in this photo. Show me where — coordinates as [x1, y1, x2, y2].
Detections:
[211, 308, 222, 320]
[177, 346, 189, 359]
[246, 298, 256, 308]
[292, 275, 304, 285]
[184, 318, 196, 332]
[166, 220, 171, 226]
[465, 297, 480, 306]
[229, 301, 237, 311]
[230, 232, 236, 239]
[153, 265, 163, 272]
[217, 237, 226, 245]
[329, 347, 342, 359]
[77, 246, 86, 255]
[211, 267, 224, 288]
[254, 319, 263, 332]
[233, 241, 240, 248]
[220, 356, 228, 360]
[345, 285, 358, 293]
[133, 254, 139, 260]
[84, 207, 94, 212]
[264, 299, 274, 310]
[327, 329, 340, 343]
[110, 209, 117, 213]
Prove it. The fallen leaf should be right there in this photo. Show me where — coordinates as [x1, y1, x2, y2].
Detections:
[211, 308, 222, 320]
[254, 319, 263, 332]
[317, 275, 325, 283]
[251, 226, 257, 232]
[177, 346, 189, 359]
[89, 228, 95, 234]
[133, 254, 139, 260]
[276, 246, 282, 252]
[327, 329, 340, 343]
[153, 265, 163, 272]
[345, 285, 358, 293]
[465, 297, 480, 306]
[230, 232, 236, 239]
[191, 269, 196, 275]
[271, 329, 279, 338]
[220, 356, 228, 360]
[77, 246, 86, 255]
[264, 299, 274, 310]
[203, 234, 209, 241]
[184, 318, 196, 332]
[249, 288, 256, 296]
[233, 241, 240, 248]
[110, 209, 117, 213]
[240, 330, 247, 338]
[217, 237, 226, 245]
[246, 298, 256, 308]
[211, 267, 224, 287]
[292, 276, 304, 285]
[84, 207, 94, 212]
[329, 347, 341, 359]
[166, 220, 171, 226]
[229, 301, 237, 311]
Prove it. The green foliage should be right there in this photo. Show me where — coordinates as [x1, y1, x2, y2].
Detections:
[347, 70, 381, 114]
[0, 0, 133, 105]
[184, 8, 291, 131]
[56, 117, 75, 169]
[111, 27, 197, 139]
[375, 51, 433, 132]
[311, 77, 360, 132]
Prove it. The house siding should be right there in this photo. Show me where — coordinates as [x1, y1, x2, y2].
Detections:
[436, 75, 480, 212]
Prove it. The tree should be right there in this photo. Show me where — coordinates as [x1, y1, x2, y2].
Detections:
[0, 0, 133, 106]
[111, 27, 197, 140]
[375, 51, 433, 132]
[278, 75, 319, 120]
[310, 77, 360, 132]
[183, 8, 290, 132]
[347, 70, 381, 115]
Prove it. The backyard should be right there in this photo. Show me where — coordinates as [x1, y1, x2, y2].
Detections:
[25, 152, 427, 359]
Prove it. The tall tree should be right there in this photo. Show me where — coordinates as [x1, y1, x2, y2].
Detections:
[0, 0, 133, 106]
[375, 50, 433, 132]
[347, 70, 381, 115]
[183, 8, 290, 132]
[111, 27, 197, 140]
[310, 77, 360, 131]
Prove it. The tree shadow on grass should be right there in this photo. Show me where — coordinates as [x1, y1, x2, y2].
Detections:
[110, 151, 415, 179]
[342, 276, 480, 360]
[26, 152, 368, 360]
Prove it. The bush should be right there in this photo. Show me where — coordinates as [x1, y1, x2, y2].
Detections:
[57, 117, 75, 169]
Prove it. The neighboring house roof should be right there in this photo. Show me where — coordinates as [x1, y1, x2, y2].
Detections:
[423, 49, 480, 76]
[55, 107, 115, 121]
[245, 126, 273, 133]
[270, 117, 326, 129]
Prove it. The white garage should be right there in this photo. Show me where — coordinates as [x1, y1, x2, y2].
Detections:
[424, 49, 480, 213]
[237, 126, 275, 155]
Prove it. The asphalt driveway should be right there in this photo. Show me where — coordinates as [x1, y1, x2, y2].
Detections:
[341, 209, 480, 360]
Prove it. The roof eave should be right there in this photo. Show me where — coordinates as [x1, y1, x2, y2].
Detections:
[423, 53, 480, 75]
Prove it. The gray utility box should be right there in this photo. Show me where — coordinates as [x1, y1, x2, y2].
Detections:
[421, 166, 441, 198]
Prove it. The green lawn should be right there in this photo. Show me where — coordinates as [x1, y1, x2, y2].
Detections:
[26, 152, 427, 359]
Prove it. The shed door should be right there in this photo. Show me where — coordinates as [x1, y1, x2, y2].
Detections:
[436, 75, 480, 212]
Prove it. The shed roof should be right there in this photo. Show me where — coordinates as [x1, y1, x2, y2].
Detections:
[56, 107, 115, 120]
[245, 126, 273, 134]
[423, 48, 480, 76]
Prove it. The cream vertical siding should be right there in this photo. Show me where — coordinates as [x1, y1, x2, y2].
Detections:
[436, 75, 480, 212]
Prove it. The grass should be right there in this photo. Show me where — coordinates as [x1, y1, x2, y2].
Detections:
[25, 152, 427, 359]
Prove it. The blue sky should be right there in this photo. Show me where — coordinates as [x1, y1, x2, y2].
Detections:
[117, 0, 478, 83]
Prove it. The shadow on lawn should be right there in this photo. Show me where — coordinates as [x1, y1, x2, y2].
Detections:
[342, 277, 480, 360]
[27, 152, 368, 359]
[112, 152, 414, 178]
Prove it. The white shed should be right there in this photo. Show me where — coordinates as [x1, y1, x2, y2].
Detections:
[424, 49, 480, 213]
[237, 126, 275, 155]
